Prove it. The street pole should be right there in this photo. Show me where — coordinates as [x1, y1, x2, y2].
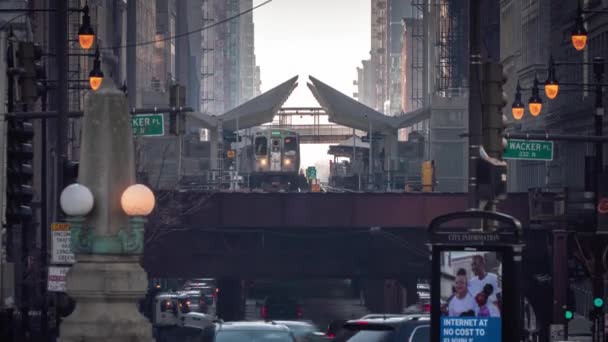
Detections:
[236, 116, 240, 174]
[0, 30, 6, 309]
[127, 0, 137, 108]
[593, 56, 605, 342]
[468, 0, 482, 210]
[552, 228, 568, 339]
[368, 118, 373, 191]
[56, 0, 68, 212]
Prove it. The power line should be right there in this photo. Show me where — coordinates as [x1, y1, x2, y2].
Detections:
[101, 0, 272, 51]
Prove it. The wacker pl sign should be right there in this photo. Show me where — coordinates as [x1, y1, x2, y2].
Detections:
[503, 139, 553, 161]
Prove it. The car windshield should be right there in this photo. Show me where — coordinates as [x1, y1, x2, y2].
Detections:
[215, 330, 293, 342]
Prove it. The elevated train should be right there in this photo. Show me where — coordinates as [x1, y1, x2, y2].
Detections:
[239, 128, 301, 191]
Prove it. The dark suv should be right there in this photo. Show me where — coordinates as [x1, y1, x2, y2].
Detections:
[261, 296, 302, 320]
[333, 316, 430, 342]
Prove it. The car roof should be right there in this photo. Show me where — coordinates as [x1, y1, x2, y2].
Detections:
[217, 322, 292, 332]
[346, 316, 430, 326]
[264, 320, 316, 327]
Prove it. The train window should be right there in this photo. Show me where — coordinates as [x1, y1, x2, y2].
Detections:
[271, 139, 280, 152]
[284, 137, 297, 154]
[255, 137, 267, 155]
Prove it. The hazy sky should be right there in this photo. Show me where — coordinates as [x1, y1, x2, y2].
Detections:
[253, 0, 370, 180]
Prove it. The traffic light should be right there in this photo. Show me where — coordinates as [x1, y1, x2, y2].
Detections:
[481, 62, 508, 160]
[479, 62, 509, 202]
[564, 309, 574, 321]
[421, 160, 435, 192]
[169, 84, 186, 135]
[16, 42, 45, 106]
[6, 119, 34, 221]
[593, 297, 604, 309]
[6, 120, 34, 259]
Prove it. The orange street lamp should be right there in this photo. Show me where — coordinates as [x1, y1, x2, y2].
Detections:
[89, 47, 104, 91]
[78, 5, 95, 50]
[545, 56, 560, 100]
[571, 4, 587, 51]
[528, 76, 543, 117]
[511, 81, 525, 120]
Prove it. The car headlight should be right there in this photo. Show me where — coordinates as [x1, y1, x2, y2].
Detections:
[284, 158, 291, 165]
[259, 158, 267, 166]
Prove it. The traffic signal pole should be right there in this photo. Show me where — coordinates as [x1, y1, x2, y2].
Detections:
[468, 0, 482, 210]
[56, 0, 68, 215]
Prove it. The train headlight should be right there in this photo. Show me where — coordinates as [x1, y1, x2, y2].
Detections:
[284, 158, 291, 166]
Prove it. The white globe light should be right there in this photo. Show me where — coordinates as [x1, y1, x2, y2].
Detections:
[60, 184, 94, 216]
[121, 184, 155, 216]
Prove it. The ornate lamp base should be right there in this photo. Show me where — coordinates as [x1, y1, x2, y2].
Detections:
[58, 254, 153, 342]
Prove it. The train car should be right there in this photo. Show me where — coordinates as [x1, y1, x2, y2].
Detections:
[242, 128, 301, 191]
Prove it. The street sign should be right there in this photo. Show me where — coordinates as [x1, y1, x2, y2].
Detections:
[131, 114, 164, 136]
[47, 266, 70, 292]
[306, 166, 317, 179]
[503, 139, 553, 161]
[51, 222, 75, 264]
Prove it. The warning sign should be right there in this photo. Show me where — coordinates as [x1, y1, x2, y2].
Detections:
[51, 222, 75, 264]
[47, 266, 70, 292]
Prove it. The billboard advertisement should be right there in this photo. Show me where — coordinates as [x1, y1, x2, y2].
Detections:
[439, 251, 502, 342]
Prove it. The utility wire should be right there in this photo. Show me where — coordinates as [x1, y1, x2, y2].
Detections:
[101, 0, 272, 51]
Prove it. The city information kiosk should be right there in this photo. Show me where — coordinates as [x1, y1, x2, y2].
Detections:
[429, 210, 524, 342]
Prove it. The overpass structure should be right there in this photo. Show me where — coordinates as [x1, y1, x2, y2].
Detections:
[143, 191, 552, 325]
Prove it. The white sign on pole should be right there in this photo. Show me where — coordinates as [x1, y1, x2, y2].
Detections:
[51, 222, 75, 264]
[47, 266, 70, 292]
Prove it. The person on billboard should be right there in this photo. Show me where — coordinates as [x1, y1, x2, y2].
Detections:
[469, 255, 501, 302]
[448, 271, 476, 317]
[474, 284, 501, 317]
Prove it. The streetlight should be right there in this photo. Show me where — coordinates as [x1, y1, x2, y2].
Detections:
[511, 81, 525, 120]
[59, 183, 94, 217]
[77, 4, 95, 50]
[59, 183, 95, 250]
[528, 76, 543, 117]
[121, 184, 156, 217]
[88, 47, 104, 91]
[571, 4, 587, 51]
[545, 56, 560, 100]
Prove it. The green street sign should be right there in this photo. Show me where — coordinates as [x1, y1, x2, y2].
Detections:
[306, 166, 317, 179]
[503, 139, 553, 161]
[131, 114, 164, 137]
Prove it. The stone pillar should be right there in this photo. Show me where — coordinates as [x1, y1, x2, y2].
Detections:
[59, 81, 152, 342]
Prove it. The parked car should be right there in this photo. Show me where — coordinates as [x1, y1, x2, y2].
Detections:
[334, 316, 430, 342]
[201, 321, 297, 342]
[261, 296, 302, 320]
[271, 321, 329, 342]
